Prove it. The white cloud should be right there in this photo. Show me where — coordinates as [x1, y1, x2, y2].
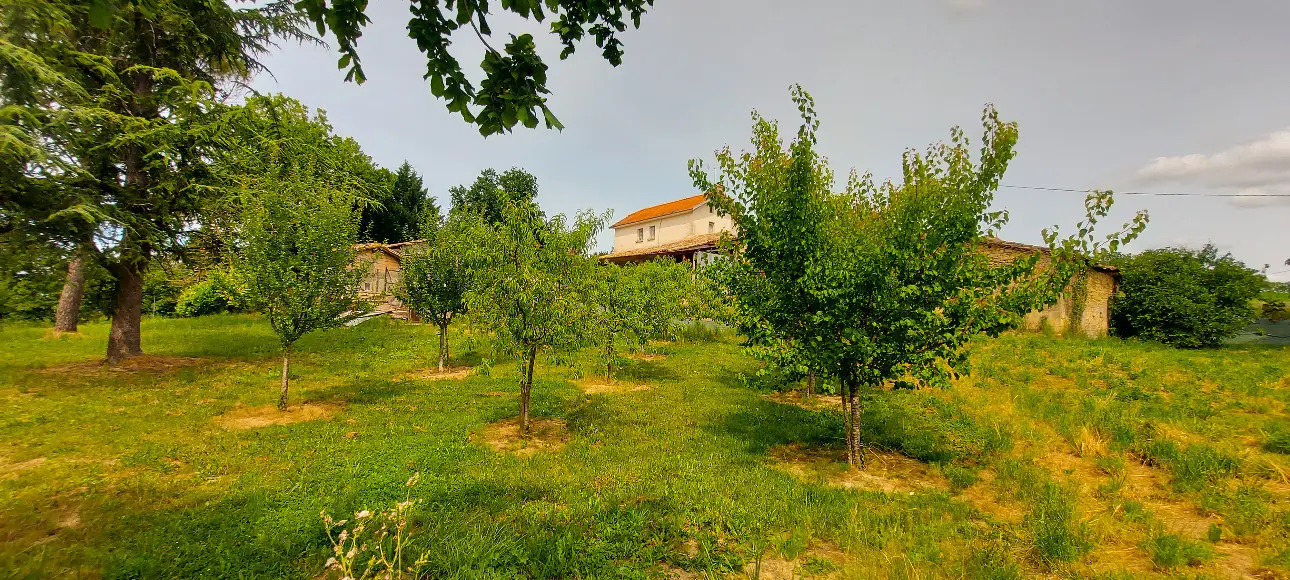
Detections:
[1136, 129, 1290, 206]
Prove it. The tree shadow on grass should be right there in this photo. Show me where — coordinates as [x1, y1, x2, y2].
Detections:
[706, 397, 845, 455]
[615, 360, 680, 383]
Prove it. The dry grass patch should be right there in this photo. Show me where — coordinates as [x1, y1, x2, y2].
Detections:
[578, 380, 651, 395]
[763, 391, 843, 413]
[767, 443, 947, 494]
[34, 355, 208, 375]
[398, 367, 472, 382]
[213, 402, 341, 430]
[0, 456, 48, 479]
[473, 417, 569, 457]
[624, 352, 666, 362]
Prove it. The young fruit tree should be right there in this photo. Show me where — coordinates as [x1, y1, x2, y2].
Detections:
[395, 214, 487, 372]
[473, 204, 604, 435]
[233, 187, 367, 411]
[222, 98, 378, 411]
[693, 86, 1147, 467]
[589, 259, 689, 382]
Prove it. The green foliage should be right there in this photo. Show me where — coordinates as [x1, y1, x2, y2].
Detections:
[296, 0, 654, 135]
[173, 273, 240, 318]
[0, 232, 70, 321]
[448, 167, 541, 225]
[1027, 481, 1091, 563]
[940, 464, 980, 492]
[691, 86, 1142, 465]
[1110, 244, 1264, 348]
[395, 214, 488, 369]
[588, 259, 691, 380]
[220, 97, 374, 353]
[232, 189, 364, 349]
[962, 543, 1022, 580]
[360, 161, 434, 243]
[471, 203, 605, 431]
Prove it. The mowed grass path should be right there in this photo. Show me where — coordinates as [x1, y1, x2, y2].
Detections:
[1, 316, 1289, 579]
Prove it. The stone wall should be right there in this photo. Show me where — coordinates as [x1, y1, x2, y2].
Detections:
[982, 242, 1117, 338]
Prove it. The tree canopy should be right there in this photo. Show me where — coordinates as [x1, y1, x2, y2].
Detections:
[221, 96, 373, 410]
[360, 161, 435, 243]
[449, 167, 541, 224]
[295, 0, 656, 135]
[395, 214, 488, 372]
[472, 203, 604, 435]
[0, 0, 311, 362]
[692, 86, 1146, 467]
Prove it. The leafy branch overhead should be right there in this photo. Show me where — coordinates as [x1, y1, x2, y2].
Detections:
[293, 0, 656, 136]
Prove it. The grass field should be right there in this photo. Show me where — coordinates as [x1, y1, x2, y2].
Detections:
[2, 315, 1290, 579]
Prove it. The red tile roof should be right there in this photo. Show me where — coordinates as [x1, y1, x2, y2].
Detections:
[611, 194, 707, 228]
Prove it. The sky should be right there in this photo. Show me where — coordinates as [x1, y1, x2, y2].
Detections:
[249, 0, 1290, 280]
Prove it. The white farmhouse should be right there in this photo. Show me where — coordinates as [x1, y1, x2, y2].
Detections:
[602, 194, 735, 264]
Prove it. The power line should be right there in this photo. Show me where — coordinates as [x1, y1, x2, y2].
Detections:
[1000, 185, 1290, 198]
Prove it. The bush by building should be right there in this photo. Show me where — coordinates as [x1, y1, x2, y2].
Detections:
[1110, 245, 1263, 348]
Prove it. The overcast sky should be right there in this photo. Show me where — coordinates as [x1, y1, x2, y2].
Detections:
[250, 0, 1290, 280]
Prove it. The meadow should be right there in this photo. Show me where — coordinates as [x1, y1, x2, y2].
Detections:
[2, 315, 1289, 579]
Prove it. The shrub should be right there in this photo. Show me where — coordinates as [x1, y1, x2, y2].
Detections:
[175, 276, 236, 318]
[1110, 245, 1263, 348]
[1145, 532, 1212, 568]
[142, 264, 186, 316]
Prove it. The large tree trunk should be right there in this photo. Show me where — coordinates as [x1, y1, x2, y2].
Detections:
[54, 249, 88, 333]
[105, 261, 145, 364]
[278, 347, 291, 411]
[104, 63, 155, 364]
[437, 322, 448, 372]
[520, 345, 537, 437]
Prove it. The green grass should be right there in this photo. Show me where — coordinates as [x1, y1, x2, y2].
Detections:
[2, 316, 1289, 578]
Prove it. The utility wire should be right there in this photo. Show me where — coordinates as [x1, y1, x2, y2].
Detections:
[1000, 185, 1290, 198]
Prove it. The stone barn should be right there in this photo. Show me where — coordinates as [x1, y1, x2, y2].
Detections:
[981, 238, 1118, 337]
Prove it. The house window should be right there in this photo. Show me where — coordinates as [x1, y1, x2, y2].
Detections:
[709, 205, 714, 214]
[708, 221, 715, 234]
[648, 225, 656, 240]
[364, 281, 371, 291]
[637, 227, 644, 242]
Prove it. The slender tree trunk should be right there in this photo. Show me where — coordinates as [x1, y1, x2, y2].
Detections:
[806, 370, 816, 398]
[605, 342, 613, 383]
[520, 345, 537, 437]
[278, 347, 291, 411]
[54, 248, 88, 333]
[840, 365, 852, 465]
[847, 380, 864, 468]
[105, 261, 145, 364]
[437, 322, 448, 372]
